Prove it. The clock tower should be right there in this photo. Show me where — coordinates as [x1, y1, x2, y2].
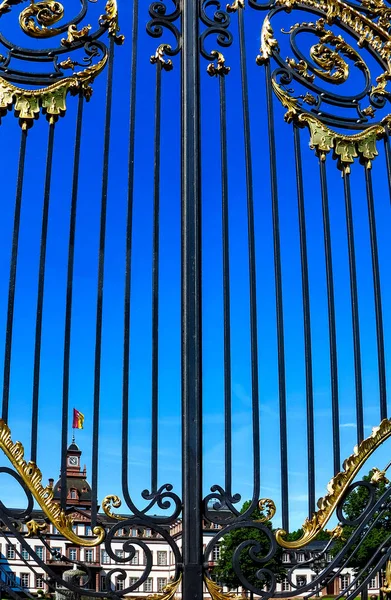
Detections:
[66, 436, 82, 476]
[52, 437, 92, 508]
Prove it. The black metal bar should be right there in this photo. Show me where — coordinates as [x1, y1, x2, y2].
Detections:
[151, 60, 162, 494]
[181, 0, 203, 593]
[61, 93, 84, 509]
[384, 128, 391, 206]
[265, 60, 289, 531]
[343, 169, 363, 444]
[2, 128, 28, 422]
[218, 71, 233, 497]
[30, 122, 55, 462]
[293, 125, 315, 517]
[364, 166, 387, 420]
[122, 0, 139, 510]
[91, 37, 115, 526]
[237, 6, 261, 516]
[319, 159, 340, 474]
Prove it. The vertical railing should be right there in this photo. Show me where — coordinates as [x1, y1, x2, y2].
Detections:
[181, 0, 203, 596]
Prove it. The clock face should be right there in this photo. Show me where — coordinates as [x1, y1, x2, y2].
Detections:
[68, 456, 78, 466]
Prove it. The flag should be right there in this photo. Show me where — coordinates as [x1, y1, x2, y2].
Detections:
[72, 409, 84, 429]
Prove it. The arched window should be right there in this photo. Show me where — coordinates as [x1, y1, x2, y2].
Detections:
[70, 489, 77, 499]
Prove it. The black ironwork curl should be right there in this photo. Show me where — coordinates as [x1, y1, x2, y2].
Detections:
[200, 0, 233, 60]
[203, 484, 241, 523]
[146, 0, 181, 55]
[0, 467, 34, 520]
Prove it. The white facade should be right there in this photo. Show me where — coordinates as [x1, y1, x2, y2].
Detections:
[0, 522, 375, 598]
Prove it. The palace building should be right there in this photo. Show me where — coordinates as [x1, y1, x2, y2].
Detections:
[0, 442, 370, 598]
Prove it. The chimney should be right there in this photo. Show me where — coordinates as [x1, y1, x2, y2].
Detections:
[48, 478, 54, 488]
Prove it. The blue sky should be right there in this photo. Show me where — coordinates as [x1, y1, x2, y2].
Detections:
[0, 0, 390, 532]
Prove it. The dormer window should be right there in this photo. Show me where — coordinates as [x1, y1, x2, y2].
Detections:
[70, 489, 77, 499]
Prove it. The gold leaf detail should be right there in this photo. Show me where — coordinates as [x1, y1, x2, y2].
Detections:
[26, 520, 47, 536]
[19, 1, 64, 38]
[61, 23, 91, 47]
[204, 577, 243, 600]
[256, 498, 276, 522]
[101, 494, 128, 521]
[150, 44, 173, 71]
[99, 0, 124, 44]
[207, 51, 230, 76]
[371, 467, 390, 485]
[382, 560, 391, 593]
[275, 419, 391, 548]
[226, 0, 244, 12]
[286, 57, 315, 82]
[256, 16, 278, 65]
[0, 420, 105, 546]
[145, 575, 182, 599]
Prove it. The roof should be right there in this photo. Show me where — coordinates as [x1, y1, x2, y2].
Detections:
[53, 477, 92, 502]
[67, 441, 81, 452]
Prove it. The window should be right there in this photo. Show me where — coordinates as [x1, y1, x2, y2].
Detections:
[4, 572, 15, 587]
[85, 526, 92, 536]
[131, 528, 138, 537]
[21, 547, 29, 560]
[35, 575, 44, 589]
[212, 546, 220, 561]
[51, 547, 61, 560]
[157, 551, 168, 565]
[282, 553, 290, 563]
[7, 545, 15, 560]
[143, 578, 153, 593]
[69, 548, 77, 560]
[145, 529, 152, 538]
[116, 578, 124, 591]
[213, 523, 220, 529]
[35, 546, 44, 561]
[158, 578, 167, 592]
[369, 576, 378, 589]
[100, 576, 107, 592]
[297, 576, 307, 587]
[70, 489, 77, 499]
[129, 577, 138, 588]
[340, 575, 350, 590]
[130, 550, 139, 565]
[20, 573, 29, 588]
[101, 550, 110, 564]
[115, 550, 124, 561]
[297, 552, 305, 563]
[281, 578, 290, 592]
[72, 525, 78, 533]
[85, 549, 94, 563]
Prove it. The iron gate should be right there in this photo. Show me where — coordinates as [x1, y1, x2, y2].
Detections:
[0, 0, 389, 597]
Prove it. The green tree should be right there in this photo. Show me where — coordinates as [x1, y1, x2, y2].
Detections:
[212, 500, 293, 591]
[332, 471, 391, 572]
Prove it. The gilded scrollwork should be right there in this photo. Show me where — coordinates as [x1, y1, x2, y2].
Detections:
[207, 50, 230, 75]
[256, 16, 279, 64]
[256, 498, 277, 522]
[150, 43, 174, 70]
[99, 0, 124, 44]
[257, 0, 391, 170]
[0, 0, 122, 126]
[19, 1, 64, 37]
[204, 577, 242, 600]
[0, 420, 105, 546]
[101, 494, 128, 521]
[275, 418, 391, 548]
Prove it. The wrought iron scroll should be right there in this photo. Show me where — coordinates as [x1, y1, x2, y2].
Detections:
[204, 419, 391, 598]
[0, 0, 123, 127]
[254, 0, 391, 170]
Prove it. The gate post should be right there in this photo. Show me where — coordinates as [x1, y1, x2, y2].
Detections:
[181, 0, 203, 596]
